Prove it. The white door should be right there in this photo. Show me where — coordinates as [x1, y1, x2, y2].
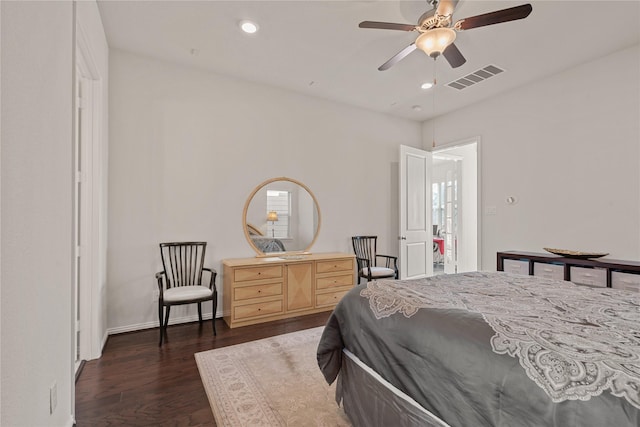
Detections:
[74, 73, 92, 372]
[399, 145, 432, 279]
[443, 166, 458, 274]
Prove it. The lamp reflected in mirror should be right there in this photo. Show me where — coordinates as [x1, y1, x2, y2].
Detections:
[267, 211, 278, 237]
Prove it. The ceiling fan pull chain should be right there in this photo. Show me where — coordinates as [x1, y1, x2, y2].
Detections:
[432, 63, 437, 148]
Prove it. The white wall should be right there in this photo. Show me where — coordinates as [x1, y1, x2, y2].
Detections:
[107, 50, 421, 332]
[1, 2, 74, 425]
[1, 2, 3, 422]
[1, 1, 107, 424]
[423, 45, 640, 269]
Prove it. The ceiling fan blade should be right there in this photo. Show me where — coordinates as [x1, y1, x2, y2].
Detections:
[442, 42, 466, 68]
[456, 4, 533, 30]
[359, 21, 416, 31]
[436, 0, 460, 17]
[378, 43, 417, 71]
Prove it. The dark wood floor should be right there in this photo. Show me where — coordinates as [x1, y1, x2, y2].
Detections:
[75, 312, 331, 426]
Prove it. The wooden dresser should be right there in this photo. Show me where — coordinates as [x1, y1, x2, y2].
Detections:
[222, 252, 355, 328]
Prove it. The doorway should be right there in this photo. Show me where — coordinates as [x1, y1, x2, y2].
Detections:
[399, 139, 479, 279]
[431, 140, 479, 275]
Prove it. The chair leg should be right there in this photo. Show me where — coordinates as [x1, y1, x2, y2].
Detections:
[198, 302, 203, 324]
[159, 304, 170, 346]
[212, 294, 217, 336]
[163, 306, 170, 331]
[158, 303, 164, 346]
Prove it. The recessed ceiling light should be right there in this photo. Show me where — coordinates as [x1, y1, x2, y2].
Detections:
[421, 82, 434, 90]
[240, 20, 259, 34]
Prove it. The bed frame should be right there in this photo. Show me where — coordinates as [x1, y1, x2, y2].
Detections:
[340, 350, 450, 427]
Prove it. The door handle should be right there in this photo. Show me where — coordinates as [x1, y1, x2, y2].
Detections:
[399, 236, 407, 240]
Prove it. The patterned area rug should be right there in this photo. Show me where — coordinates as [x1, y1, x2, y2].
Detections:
[195, 327, 351, 426]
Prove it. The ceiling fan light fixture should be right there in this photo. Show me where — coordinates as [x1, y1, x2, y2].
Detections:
[416, 27, 456, 58]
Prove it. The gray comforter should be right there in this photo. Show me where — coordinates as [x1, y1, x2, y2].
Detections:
[317, 272, 640, 427]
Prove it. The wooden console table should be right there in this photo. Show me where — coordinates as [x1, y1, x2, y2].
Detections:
[223, 252, 355, 328]
[497, 250, 640, 290]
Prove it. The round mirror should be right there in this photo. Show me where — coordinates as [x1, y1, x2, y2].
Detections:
[243, 177, 321, 256]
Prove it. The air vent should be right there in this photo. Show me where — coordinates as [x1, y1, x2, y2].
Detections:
[447, 65, 505, 90]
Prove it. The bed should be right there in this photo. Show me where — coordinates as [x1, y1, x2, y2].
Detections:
[317, 271, 640, 427]
[251, 236, 286, 253]
[246, 223, 286, 253]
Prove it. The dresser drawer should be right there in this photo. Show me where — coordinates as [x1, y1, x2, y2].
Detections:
[234, 299, 283, 320]
[234, 282, 282, 301]
[315, 290, 349, 308]
[570, 267, 607, 287]
[316, 274, 353, 290]
[233, 265, 282, 282]
[612, 272, 640, 293]
[503, 259, 529, 275]
[533, 263, 564, 280]
[316, 259, 354, 274]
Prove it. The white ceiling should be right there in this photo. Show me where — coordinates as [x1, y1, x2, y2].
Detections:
[97, 0, 640, 121]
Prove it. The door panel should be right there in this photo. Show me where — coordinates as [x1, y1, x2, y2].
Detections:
[399, 145, 432, 279]
[406, 242, 428, 278]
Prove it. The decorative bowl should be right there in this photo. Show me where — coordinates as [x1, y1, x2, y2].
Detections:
[543, 248, 609, 259]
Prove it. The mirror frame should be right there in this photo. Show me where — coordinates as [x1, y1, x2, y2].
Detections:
[242, 176, 322, 257]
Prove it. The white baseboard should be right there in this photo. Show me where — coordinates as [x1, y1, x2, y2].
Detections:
[107, 310, 222, 335]
[101, 331, 109, 352]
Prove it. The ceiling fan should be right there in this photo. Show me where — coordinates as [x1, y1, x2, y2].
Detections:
[359, 0, 532, 70]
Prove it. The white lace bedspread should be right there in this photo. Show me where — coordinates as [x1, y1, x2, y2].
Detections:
[360, 271, 640, 409]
